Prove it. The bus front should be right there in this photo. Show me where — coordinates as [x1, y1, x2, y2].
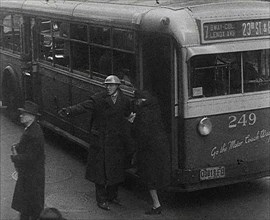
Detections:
[177, 2, 270, 191]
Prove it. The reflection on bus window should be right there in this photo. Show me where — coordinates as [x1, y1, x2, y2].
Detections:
[0, 14, 22, 52]
[39, 20, 52, 62]
[113, 29, 134, 51]
[13, 14, 22, 52]
[113, 51, 135, 86]
[39, 20, 70, 68]
[243, 50, 270, 92]
[71, 41, 89, 73]
[89, 26, 110, 46]
[54, 38, 70, 67]
[53, 21, 69, 68]
[71, 23, 87, 42]
[190, 49, 270, 98]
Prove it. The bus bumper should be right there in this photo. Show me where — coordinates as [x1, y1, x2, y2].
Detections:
[169, 157, 270, 192]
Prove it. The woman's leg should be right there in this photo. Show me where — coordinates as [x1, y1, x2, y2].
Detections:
[149, 189, 161, 208]
[145, 189, 162, 215]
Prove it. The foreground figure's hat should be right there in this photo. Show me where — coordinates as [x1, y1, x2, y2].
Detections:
[104, 75, 121, 84]
[18, 101, 41, 116]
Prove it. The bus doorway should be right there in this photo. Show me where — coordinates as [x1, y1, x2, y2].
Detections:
[142, 35, 172, 134]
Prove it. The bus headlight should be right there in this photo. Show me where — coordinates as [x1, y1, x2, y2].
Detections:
[198, 117, 212, 136]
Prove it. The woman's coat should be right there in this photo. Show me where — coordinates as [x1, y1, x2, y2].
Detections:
[132, 92, 170, 190]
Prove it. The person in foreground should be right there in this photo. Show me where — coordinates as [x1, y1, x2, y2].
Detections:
[58, 75, 134, 211]
[131, 90, 170, 215]
[11, 101, 45, 220]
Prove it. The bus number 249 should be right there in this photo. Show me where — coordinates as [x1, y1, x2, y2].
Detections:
[229, 113, 256, 128]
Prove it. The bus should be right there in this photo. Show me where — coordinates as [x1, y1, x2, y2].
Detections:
[1, 0, 269, 191]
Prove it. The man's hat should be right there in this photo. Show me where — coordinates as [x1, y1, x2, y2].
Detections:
[18, 101, 41, 116]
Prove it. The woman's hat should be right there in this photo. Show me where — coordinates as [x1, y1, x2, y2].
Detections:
[134, 90, 151, 99]
[18, 101, 41, 116]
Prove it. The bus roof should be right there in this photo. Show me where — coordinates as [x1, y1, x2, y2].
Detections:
[1, 0, 269, 47]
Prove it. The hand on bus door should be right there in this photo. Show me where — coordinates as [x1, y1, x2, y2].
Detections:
[58, 108, 70, 117]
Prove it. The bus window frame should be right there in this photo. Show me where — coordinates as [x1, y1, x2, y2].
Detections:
[36, 17, 137, 89]
[188, 49, 270, 99]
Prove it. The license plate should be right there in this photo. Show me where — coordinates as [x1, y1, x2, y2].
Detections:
[200, 166, 225, 181]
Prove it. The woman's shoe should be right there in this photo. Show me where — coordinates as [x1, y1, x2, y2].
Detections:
[109, 198, 122, 206]
[145, 206, 162, 215]
[97, 202, 110, 211]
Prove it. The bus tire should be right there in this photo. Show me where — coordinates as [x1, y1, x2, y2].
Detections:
[1, 67, 23, 122]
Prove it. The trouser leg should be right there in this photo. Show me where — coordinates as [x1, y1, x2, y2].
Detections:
[107, 184, 118, 201]
[30, 212, 41, 220]
[20, 213, 30, 220]
[95, 183, 108, 203]
[20, 212, 41, 220]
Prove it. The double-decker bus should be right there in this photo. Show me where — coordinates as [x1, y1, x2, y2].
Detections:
[1, 0, 269, 191]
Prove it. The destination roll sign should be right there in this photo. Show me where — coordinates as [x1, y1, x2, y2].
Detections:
[202, 19, 270, 43]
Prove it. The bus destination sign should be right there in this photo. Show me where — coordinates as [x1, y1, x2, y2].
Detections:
[202, 19, 270, 42]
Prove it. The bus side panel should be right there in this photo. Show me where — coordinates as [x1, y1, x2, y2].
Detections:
[184, 108, 270, 172]
[71, 77, 103, 144]
[39, 66, 73, 134]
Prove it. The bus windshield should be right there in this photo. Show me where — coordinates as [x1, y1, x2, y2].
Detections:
[189, 49, 270, 98]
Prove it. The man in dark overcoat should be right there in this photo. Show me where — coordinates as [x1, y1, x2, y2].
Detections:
[58, 75, 134, 211]
[10, 101, 45, 220]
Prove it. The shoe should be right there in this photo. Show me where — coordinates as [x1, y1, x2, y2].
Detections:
[145, 206, 162, 215]
[109, 198, 122, 206]
[97, 202, 110, 211]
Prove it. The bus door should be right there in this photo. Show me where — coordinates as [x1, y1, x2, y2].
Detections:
[142, 35, 172, 132]
[141, 34, 178, 178]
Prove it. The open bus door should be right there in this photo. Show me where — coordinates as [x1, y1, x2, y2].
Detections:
[141, 34, 179, 186]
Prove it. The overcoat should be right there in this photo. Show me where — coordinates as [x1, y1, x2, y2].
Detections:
[132, 91, 170, 190]
[68, 90, 133, 185]
[11, 121, 45, 216]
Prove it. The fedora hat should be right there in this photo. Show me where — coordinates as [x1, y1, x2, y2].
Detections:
[18, 101, 41, 116]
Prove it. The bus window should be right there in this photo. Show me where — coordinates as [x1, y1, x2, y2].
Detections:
[2, 14, 13, 50]
[0, 14, 7, 48]
[70, 23, 87, 42]
[190, 50, 270, 98]
[0, 14, 22, 52]
[113, 29, 134, 51]
[89, 26, 110, 46]
[243, 50, 270, 92]
[91, 47, 112, 76]
[113, 51, 135, 86]
[70, 23, 89, 73]
[13, 15, 22, 53]
[0, 25, 3, 47]
[53, 21, 70, 68]
[71, 41, 89, 73]
[39, 19, 53, 63]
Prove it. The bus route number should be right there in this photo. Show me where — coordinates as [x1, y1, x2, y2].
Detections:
[229, 113, 256, 128]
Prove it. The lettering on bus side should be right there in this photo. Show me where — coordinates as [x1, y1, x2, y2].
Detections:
[210, 129, 270, 159]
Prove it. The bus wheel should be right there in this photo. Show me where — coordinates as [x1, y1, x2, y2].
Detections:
[2, 71, 22, 122]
